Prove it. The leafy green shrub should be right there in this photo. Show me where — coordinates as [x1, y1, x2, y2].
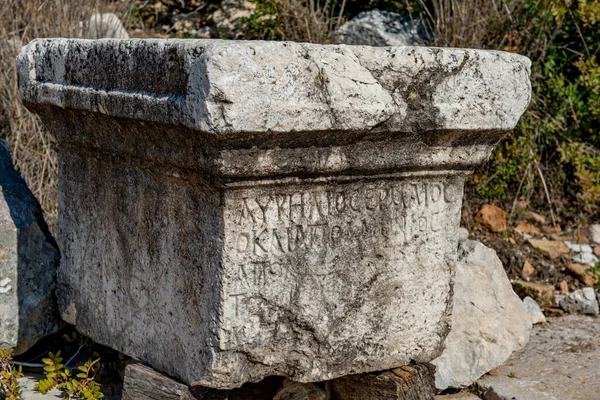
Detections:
[36, 351, 104, 400]
[0, 349, 23, 400]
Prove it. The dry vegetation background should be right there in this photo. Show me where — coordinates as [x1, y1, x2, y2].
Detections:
[0, 0, 136, 230]
[1, 0, 599, 232]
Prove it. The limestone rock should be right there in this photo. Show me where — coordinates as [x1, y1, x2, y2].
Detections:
[559, 288, 599, 315]
[458, 227, 469, 241]
[330, 364, 436, 400]
[565, 241, 598, 267]
[521, 260, 535, 278]
[334, 10, 430, 47]
[590, 224, 600, 244]
[475, 204, 507, 233]
[522, 296, 546, 324]
[432, 240, 531, 390]
[565, 263, 596, 287]
[511, 280, 555, 308]
[527, 239, 569, 259]
[17, 39, 531, 389]
[83, 13, 129, 39]
[0, 140, 61, 355]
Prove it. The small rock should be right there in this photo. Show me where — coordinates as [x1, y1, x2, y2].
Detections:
[565, 263, 596, 287]
[83, 13, 129, 39]
[559, 280, 569, 295]
[515, 221, 540, 235]
[543, 307, 565, 317]
[273, 379, 327, 400]
[594, 246, 600, 257]
[511, 280, 555, 308]
[565, 242, 599, 267]
[433, 240, 531, 390]
[523, 296, 546, 324]
[475, 204, 507, 233]
[521, 260, 535, 278]
[565, 242, 593, 253]
[458, 227, 469, 241]
[559, 288, 599, 315]
[526, 211, 546, 225]
[334, 10, 430, 47]
[590, 224, 600, 244]
[527, 239, 569, 259]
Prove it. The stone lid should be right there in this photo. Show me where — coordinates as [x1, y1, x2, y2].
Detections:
[18, 39, 531, 137]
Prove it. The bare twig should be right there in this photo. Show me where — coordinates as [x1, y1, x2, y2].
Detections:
[535, 163, 558, 231]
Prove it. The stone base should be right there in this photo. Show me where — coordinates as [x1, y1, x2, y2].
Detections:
[122, 362, 437, 400]
[122, 363, 282, 400]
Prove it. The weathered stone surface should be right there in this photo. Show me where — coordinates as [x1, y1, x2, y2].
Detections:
[0, 140, 61, 355]
[329, 364, 437, 400]
[475, 204, 506, 233]
[122, 364, 194, 400]
[511, 280, 555, 308]
[477, 315, 600, 399]
[432, 240, 531, 390]
[334, 10, 429, 47]
[527, 239, 569, 259]
[522, 296, 546, 325]
[558, 287, 599, 315]
[17, 39, 531, 388]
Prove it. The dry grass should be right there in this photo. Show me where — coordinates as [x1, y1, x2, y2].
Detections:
[271, 0, 347, 43]
[0, 0, 133, 232]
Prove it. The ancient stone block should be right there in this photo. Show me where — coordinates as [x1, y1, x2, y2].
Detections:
[0, 140, 61, 354]
[17, 39, 531, 388]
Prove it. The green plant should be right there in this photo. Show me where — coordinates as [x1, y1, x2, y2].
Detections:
[588, 262, 600, 288]
[0, 349, 23, 400]
[36, 351, 104, 400]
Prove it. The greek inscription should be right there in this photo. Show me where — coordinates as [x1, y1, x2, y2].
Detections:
[233, 181, 457, 229]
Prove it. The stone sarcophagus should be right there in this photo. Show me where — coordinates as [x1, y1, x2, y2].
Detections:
[17, 39, 530, 389]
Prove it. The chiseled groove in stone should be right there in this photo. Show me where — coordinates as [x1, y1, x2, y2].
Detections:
[224, 170, 471, 189]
